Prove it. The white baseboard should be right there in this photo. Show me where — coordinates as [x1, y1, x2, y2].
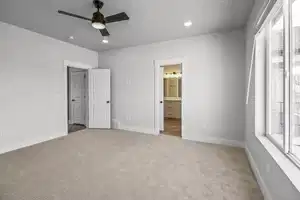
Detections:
[0, 133, 66, 155]
[182, 135, 245, 148]
[112, 119, 120, 129]
[118, 125, 157, 135]
[245, 146, 273, 200]
[112, 119, 157, 135]
[116, 122, 244, 148]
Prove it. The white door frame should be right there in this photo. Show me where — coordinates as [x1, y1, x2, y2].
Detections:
[154, 57, 186, 136]
[64, 60, 96, 133]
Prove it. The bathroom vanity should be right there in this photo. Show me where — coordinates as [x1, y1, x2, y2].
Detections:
[164, 77, 182, 119]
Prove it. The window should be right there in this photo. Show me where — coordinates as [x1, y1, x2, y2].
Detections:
[268, 8, 284, 148]
[290, 0, 300, 161]
[259, 0, 300, 166]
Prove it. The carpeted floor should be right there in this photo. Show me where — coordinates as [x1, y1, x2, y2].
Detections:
[0, 129, 263, 200]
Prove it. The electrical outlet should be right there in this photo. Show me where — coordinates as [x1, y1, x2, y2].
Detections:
[126, 116, 131, 121]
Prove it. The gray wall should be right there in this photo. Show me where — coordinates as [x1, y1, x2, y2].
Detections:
[0, 22, 98, 154]
[245, 0, 300, 199]
[99, 29, 246, 146]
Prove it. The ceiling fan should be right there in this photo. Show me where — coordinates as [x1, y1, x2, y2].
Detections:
[58, 0, 129, 37]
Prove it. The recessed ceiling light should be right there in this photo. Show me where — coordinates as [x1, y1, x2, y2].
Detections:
[184, 20, 192, 27]
[102, 36, 109, 44]
[69, 36, 74, 40]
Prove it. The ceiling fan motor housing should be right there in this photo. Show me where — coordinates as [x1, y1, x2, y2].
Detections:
[92, 11, 105, 25]
[93, 0, 104, 10]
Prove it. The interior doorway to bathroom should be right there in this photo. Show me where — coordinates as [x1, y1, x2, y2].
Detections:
[162, 64, 182, 137]
[155, 58, 184, 138]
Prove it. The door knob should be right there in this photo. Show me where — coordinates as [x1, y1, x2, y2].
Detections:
[106, 101, 110, 104]
[160, 101, 163, 103]
[72, 99, 75, 102]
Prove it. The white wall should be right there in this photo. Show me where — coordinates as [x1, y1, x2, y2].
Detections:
[245, 0, 300, 199]
[98, 29, 245, 146]
[0, 22, 98, 154]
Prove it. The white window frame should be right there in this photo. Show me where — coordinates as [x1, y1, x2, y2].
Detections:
[265, 2, 287, 152]
[287, 0, 300, 166]
[258, 0, 300, 168]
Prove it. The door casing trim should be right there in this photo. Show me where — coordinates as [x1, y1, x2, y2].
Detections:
[154, 57, 186, 136]
[64, 60, 96, 134]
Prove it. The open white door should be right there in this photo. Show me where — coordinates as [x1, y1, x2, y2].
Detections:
[159, 67, 164, 132]
[89, 69, 111, 129]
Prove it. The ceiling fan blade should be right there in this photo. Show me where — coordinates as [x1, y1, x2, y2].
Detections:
[105, 12, 129, 24]
[99, 28, 110, 37]
[58, 10, 91, 21]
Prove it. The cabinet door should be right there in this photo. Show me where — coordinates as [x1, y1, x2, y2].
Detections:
[168, 78, 178, 97]
[172, 101, 181, 119]
[164, 102, 173, 118]
[164, 78, 168, 97]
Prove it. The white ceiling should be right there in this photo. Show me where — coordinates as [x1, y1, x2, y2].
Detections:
[0, 0, 253, 52]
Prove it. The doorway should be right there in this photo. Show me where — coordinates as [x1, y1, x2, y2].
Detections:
[67, 67, 88, 133]
[155, 58, 184, 138]
[162, 64, 182, 137]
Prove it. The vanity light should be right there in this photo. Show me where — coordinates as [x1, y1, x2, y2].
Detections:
[164, 72, 182, 78]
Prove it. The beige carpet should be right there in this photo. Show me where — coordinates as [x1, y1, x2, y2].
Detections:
[0, 129, 263, 200]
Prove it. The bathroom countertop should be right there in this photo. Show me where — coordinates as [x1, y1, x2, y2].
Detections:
[164, 97, 182, 101]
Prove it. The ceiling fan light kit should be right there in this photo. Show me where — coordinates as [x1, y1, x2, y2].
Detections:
[92, 22, 105, 29]
[91, 2, 106, 30]
[58, 0, 129, 38]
